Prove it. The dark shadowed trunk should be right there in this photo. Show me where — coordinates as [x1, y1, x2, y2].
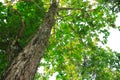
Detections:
[0, 0, 58, 80]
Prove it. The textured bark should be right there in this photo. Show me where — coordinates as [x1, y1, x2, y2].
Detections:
[0, 1, 58, 80]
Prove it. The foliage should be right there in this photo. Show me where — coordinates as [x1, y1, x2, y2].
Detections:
[98, 0, 120, 12]
[0, 2, 8, 75]
[107, 0, 120, 12]
[35, 0, 120, 80]
[0, 0, 45, 75]
[0, 0, 120, 79]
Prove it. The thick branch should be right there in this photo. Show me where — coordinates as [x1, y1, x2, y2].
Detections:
[17, 19, 25, 38]
[6, 8, 25, 65]
[58, 7, 96, 12]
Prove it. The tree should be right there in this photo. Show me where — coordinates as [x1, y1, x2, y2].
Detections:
[0, 0, 120, 80]
[0, 0, 58, 79]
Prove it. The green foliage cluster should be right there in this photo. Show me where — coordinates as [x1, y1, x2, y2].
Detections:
[35, 0, 120, 80]
[0, 2, 8, 75]
[0, 0, 45, 75]
[107, 0, 120, 12]
[98, 0, 120, 12]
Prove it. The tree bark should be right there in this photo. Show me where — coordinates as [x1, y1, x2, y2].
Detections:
[0, 0, 58, 80]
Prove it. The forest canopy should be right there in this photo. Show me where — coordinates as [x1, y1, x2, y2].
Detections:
[0, 0, 120, 80]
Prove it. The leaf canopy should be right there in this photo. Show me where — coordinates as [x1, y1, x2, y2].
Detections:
[0, 0, 120, 79]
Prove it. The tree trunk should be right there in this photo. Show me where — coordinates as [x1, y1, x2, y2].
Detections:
[0, 1, 58, 80]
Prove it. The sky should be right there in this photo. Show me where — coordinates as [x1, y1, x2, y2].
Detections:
[0, 0, 3, 3]
[107, 13, 120, 52]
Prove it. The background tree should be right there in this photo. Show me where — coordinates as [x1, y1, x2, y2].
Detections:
[98, 0, 120, 12]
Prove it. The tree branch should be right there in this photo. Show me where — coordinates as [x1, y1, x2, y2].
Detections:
[58, 7, 83, 11]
